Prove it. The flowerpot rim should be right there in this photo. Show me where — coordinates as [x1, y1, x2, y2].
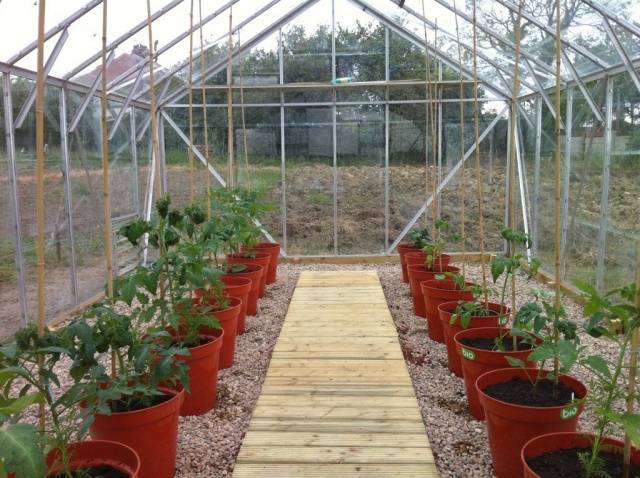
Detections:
[453, 326, 533, 351]
[47, 440, 141, 477]
[221, 276, 252, 286]
[96, 386, 185, 418]
[407, 264, 460, 274]
[225, 264, 263, 274]
[228, 252, 270, 260]
[438, 300, 506, 317]
[420, 279, 475, 292]
[476, 367, 587, 413]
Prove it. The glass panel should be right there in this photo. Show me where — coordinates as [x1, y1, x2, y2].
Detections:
[284, 106, 334, 255]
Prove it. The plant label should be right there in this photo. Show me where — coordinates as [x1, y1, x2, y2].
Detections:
[560, 405, 578, 420]
[461, 348, 475, 361]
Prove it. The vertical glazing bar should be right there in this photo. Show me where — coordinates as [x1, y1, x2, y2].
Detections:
[437, 59, 443, 218]
[130, 107, 140, 216]
[384, 26, 390, 253]
[514, 120, 531, 260]
[59, 88, 79, 305]
[596, 77, 614, 292]
[2, 73, 29, 325]
[331, 0, 338, 254]
[504, 109, 512, 253]
[279, 28, 287, 255]
[532, 96, 542, 257]
[158, 112, 167, 195]
[560, 88, 573, 277]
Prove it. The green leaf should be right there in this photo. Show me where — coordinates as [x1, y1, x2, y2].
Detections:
[0, 393, 42, 416]
[0, 423, 45, 478]
[582, 355, 611, 379]
[505, 356, 525, 367]
[620, 413, 640, 447]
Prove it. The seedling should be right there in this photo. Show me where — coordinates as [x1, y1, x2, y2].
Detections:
[422, 218, 462, 269]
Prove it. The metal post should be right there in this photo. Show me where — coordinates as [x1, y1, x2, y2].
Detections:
[514, 120, 531, 260]
[560, 88, 573, 277]
[130, 108, 140, 217]
[384, 26, 390, 252]
[504, 108, 512, 252]
[437, 59, 443, 218]
[59, 88, 79, 305]
[331, 0, 338, 254]
[596, 77, 614, 291]
[2, 73, 28, 325]
[279, 28, 287, 254]
[532, 96, 542, 257]
[158, 112, 167, 195]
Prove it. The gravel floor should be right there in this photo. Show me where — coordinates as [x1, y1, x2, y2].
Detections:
[12, 262, 620, 477]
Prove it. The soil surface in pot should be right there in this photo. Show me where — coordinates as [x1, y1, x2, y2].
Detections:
[49, 465, 128, 478]
[459, 337, 532, 351]
[484, 378, 574, 407]
[109, 393, 172, 413]
[526, 447, 640, 478]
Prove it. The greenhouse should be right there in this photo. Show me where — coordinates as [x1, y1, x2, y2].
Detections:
[0, 0, 639, 477]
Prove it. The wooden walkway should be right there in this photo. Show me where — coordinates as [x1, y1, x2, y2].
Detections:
[233, 271, 439, 477]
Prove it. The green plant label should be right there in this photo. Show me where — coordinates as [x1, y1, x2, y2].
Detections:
[561, 405, 578, 420]
[461, 348, 475, 361]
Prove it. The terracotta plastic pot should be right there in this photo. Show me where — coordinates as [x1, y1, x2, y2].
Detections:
[454, 327, 536, 420]
[476, 368, 587, 478]
[200, 297, 241, 369]
[521, 432, 640, 478]
[46, 440, 141, 478]
[90, 388, 184, 478]
[176, 331, 223, 416]
[405, 251, 452, 270]
[245, 242, 280, 284]
[223, 264, 263, 316]
[407, 265, 460, 317]
[227, 252, 270, 297]
[420, 279, 474, 342]
[437, 301, 506, 377]
[221, 276, 252, 334]
[397, 243, 421, 283]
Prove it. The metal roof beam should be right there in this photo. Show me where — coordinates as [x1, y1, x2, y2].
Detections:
[7, 0, 103, 65]
[64, 0, 184, 80]
[108, 67, 145, 140]
[581, 0, 640, 39]
[14, 29, 70, 129]
[561, 50, 604, 122]
[602, 17, 640, 94]
[523, 58, 563, 128]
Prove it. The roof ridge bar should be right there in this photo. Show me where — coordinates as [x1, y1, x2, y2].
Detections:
[349, 0, 509, 99]
[159, 0, 323, 107]
[107, 0, 248, 93]
[393, 0, 557, 77]
[493, 0, 608, 69]
[7, 0, 102, 65]
[64, 0, 184, 80]
[14, 28, 70, 129]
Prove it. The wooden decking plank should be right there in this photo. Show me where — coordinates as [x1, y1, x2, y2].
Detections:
[233, 271, 438, 477]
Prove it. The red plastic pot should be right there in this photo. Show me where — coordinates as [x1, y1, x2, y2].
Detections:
[405, 251, 452, 270]
[221, 276, 252, 334]
[454, 327, 537, 420]
[437, 301, 506, 377]
[224, 264, 263, 316]
[521, 432, 640, 478]
[227, 252, 270, 297]
[200, 296, 241, 369]
[407, 264, 460, 317]
[476, 368, 587, 478]
[46, 440, 140, 477]
[176, 331, 223, 416]
[397, 243, 421, 283]
[90, 388, 184, 478]
[420, 279, 474, 342]
[245, 242, 280, 284]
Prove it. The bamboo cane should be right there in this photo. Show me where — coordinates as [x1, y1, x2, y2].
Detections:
[226, 4, 235, 188]
[420, 0, 431, 231]
[101, 0, 117, 378]
[238, 31, 251, 190]
[509, 1, 524, 343]
[623, 242, 640, 478]
[553, 0, 562, 386]
[430, 23, 439, 237]
[452, 2, 466, 277]
[146, 0, 161, 200]
[198, 0, 211, 219]
[35, 0, 47, 434]
[471, 0, 489, 305]
[187, 0, 195, 202]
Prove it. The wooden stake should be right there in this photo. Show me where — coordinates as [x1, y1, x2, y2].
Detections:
[226, 4, 235, 188]
[553, 0, 562, 383]
[198, 0, 211, 219]
[35, 0, 47, 434]
[430, 23, 439, 234]
[623, 242, 640, 478]
[471, 0, 488, 305]
[187, 0, 195, 202]
[101, 0, 117, 378]
[238, 31, 251, 190]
